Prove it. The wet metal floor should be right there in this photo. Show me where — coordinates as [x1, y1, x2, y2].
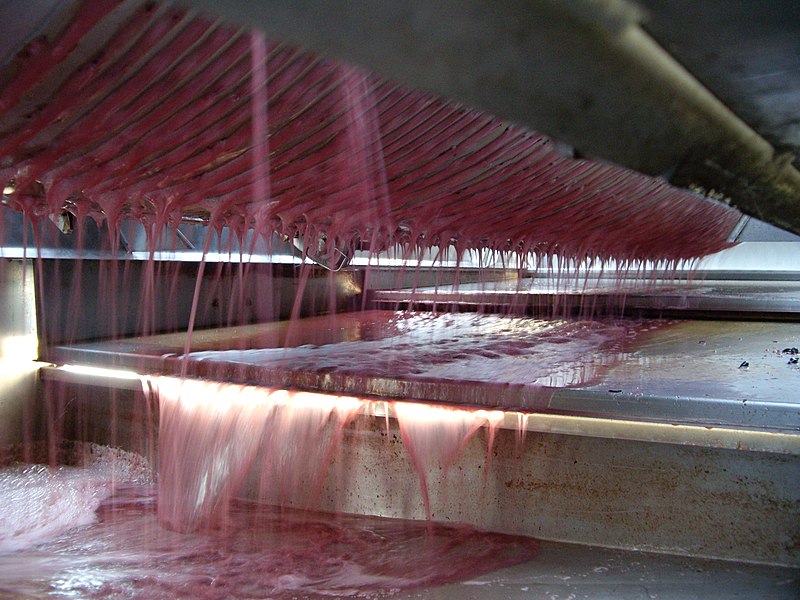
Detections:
[397, 541, 800, 600]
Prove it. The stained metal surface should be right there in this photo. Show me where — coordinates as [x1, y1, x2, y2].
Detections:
[37, 361, 800, 567]
[0, 260, 39, 447]
[34, 382, 800, 568]
[42, 375, 798, 566]
[239, 411, 800, 565]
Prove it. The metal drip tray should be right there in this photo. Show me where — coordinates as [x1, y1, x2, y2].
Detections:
[369, 277, 800, 319]
[46, 310, 800, 450]
[40, 309, 800, 566]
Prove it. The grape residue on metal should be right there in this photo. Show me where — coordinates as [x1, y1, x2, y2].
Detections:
[0, 0, 740, 265]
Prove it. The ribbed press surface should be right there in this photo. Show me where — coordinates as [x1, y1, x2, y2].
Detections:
[0, 0, 741, 261]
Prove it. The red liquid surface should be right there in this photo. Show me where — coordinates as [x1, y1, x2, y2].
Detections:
[0, 484, 540, 599]
[181, 311, 657, 388]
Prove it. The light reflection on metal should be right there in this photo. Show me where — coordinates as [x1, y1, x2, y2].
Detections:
[148, 375, 800, 456]
[36, 366, 800, 456]
[59, 364, 142, 381]
[1, 335, 38, 364]
[149, 376, 366, 415]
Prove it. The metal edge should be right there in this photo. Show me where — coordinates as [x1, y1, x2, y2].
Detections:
[38, 364, 800, 455]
